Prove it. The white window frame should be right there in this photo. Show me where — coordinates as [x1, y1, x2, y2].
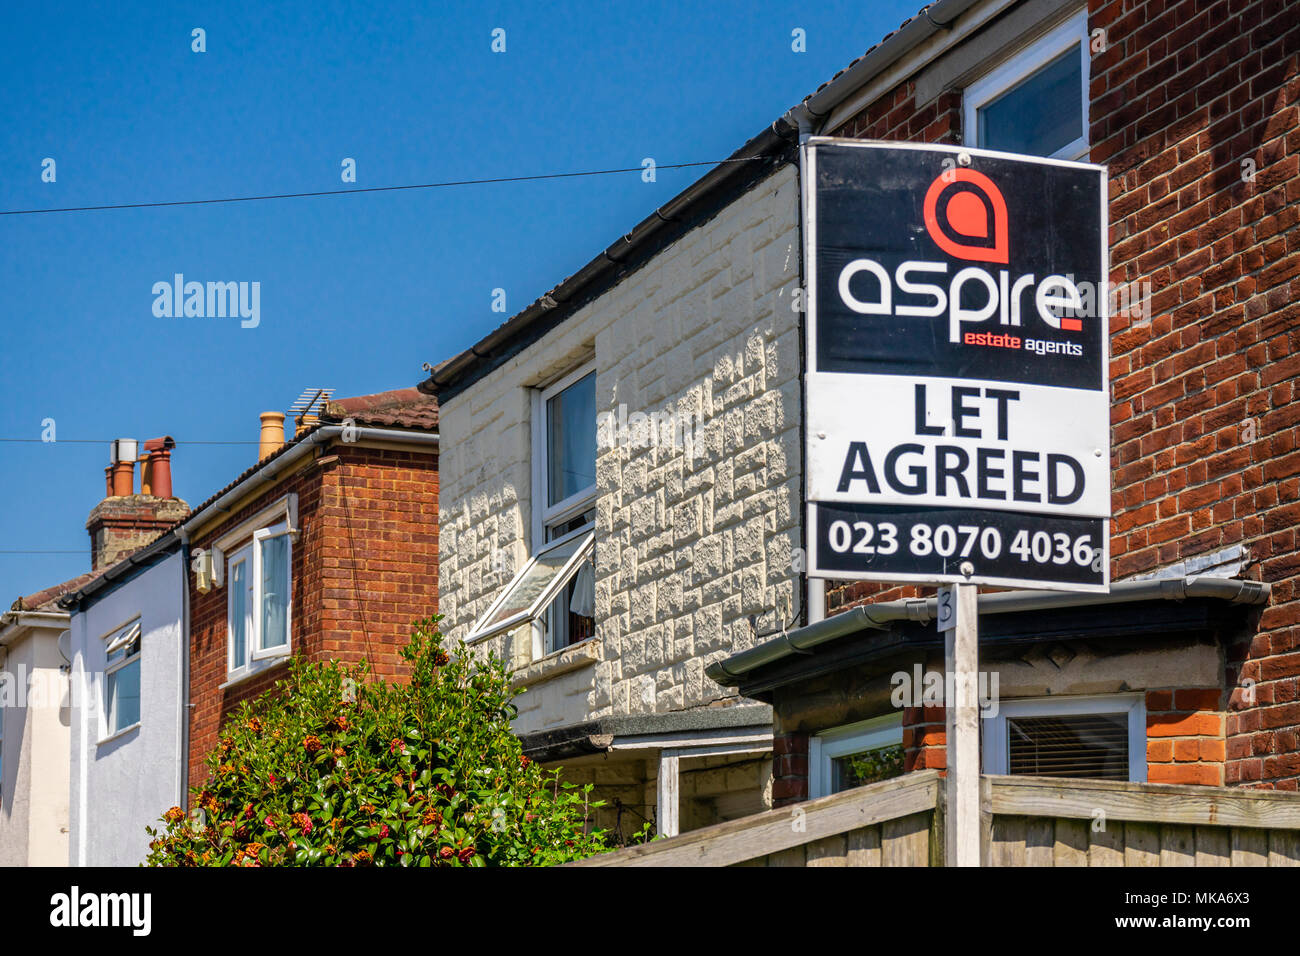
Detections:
[531, 361, 598, 547]
[221, 509, 296, 684]
[465, 527, 595, 655]
[964, 9, 1090, 161]
[981, 693, 1147, 782]
[101, 617, 143, 743]
[809, 713, 904, 799]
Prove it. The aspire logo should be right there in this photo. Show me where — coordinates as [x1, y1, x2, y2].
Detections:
[835, 162, 1089, 344]
[923, 168, 1008, 264]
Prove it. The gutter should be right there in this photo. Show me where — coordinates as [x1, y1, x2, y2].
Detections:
[783, 0, 979, 136]
[707, 576, 1271, 685]
[0, 609, 71, 647]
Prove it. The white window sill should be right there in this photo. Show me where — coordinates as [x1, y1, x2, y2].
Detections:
[97, 722, 141, 748]
[221, 652, 291, 690]
[510, 637, 600, 690]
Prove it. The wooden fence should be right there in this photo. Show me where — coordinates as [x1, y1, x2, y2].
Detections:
[569, 770, 1300, 867]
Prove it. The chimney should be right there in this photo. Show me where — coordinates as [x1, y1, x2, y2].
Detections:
[87, 436, 189, 571]
[259, 412, 286, 461]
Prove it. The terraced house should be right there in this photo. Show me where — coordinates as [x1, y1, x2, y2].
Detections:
[58, 388, 440, 864]
[425, 0, 1300, 845]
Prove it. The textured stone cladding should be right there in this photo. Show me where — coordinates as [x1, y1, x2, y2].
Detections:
[438, 164, 804, 732]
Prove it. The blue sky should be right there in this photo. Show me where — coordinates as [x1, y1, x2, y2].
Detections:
[0, 0, 919, 599]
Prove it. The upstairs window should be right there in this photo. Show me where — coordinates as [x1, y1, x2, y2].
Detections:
[212, 494, 297, 682]
[226, 521, 293, 677]
[982, 694, 1146, 781]
[469, 363, 599, 656]
[103, 618, 142, 739]
[539, 364, 597, 536]
[964, 10, 1089, 160]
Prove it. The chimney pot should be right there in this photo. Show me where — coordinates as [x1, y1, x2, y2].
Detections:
[104, 466, 113, 498]
[259, 412, 286, 461]
[110, 438, 138, 465]
[110, 460, 135, 497]
[138, 453, 152, 496]
[148, 447, 174, 499]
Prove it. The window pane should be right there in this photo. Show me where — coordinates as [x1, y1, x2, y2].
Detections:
[484, 535, 586, 628]
[106, 660, 140, 733]
[831, 744, 905, 792]
[1007, 712, 1128, 779]
[546, 372, 596, 506]
[978, 46, 1082, 156]
[230, 560, 248, 666]
[260, 535, 290, 649]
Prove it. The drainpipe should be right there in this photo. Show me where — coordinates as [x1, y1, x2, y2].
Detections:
[178, 528, 191, 810]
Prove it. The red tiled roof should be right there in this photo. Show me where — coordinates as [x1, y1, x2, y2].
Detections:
[169, 388, 438, 534]
[322, 388, 438, 430]
[12, 569, 105, 613]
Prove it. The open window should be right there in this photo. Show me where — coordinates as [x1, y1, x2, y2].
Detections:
[964, 10, 1090, 160]
[466, 527, 594, 655]
[102, 618, 142, 740]
[809, 714, 905, 799]
[982, 694, 1146, 781]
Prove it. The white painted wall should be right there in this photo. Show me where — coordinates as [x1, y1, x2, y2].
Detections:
[0, 620, 70, 866]
[69, 550, 185, 866]
[439, 164, 803, 734]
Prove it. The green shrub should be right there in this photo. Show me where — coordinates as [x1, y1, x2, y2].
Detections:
[146, 618, 608, 866]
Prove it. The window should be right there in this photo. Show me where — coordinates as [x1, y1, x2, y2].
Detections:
[226, 520, 293, 677]
[810, 714, 905, 799]
[103, 618, 142, 738]
[474, 361, 600, 659]
[537, 365, 597, 536]
[982, 694, 1146, 781]
[211, 495, 297, 681]
[964, 10, 1089, 160]
[466, 527, 595, 653]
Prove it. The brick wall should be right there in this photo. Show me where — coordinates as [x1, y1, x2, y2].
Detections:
[187, 441, 438, 790]
[1147, 687, 1226, 785]
[1093, 0, 1300, 790]
[816, 0, 1300, 791]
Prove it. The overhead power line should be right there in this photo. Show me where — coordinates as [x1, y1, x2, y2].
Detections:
[0, 157, 763, 217]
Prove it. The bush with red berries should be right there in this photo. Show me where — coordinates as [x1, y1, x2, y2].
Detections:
[145, 618, 608, 866]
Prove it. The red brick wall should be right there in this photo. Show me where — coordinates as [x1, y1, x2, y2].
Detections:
[817, 0, 1300, 790]
[1094, 0, 1299, 790]
[187, 441, 438, 791]
[1147, 688, 1226, 785]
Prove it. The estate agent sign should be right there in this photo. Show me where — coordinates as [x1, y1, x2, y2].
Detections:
[803, 139, 1110, 591]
